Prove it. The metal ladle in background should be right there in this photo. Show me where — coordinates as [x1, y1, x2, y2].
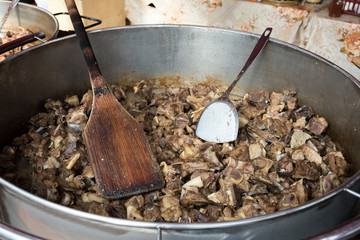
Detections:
[196, 28, 272, 143]
[0, 0, 20, 38]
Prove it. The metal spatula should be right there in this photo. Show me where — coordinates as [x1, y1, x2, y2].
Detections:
[65, 0, 164, 199]
[196, 28, 272, 143]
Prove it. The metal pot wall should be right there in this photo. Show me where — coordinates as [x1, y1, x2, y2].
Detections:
[0, 25, 359, 240]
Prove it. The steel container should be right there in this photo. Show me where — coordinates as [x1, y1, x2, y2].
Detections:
[0, 1, 59, 52]
[0, 25, 359, 240]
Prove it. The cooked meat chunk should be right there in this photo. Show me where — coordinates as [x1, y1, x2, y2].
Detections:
[325, 152, 348, 177]
[293, 160, 320, 181]
[277, 156, 294, 176]
[189, 209, 212, 223]
[246, 91, 270, 110]
[160, 196, 182, 222]
[293, 105, 314, 120]
[308, 116, 328, 135]
[277, 192, 299, 210]
[1, 83, 349, 223]
[143, 203, 162, 222]
[301, 144, 322, 165]
[290, 129, 311, 149]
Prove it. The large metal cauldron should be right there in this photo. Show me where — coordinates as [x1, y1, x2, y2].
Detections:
[0, 25, 359, 240]
[0, 1, 59, 53]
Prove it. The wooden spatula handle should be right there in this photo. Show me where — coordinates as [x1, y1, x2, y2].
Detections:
[65, 0, 106, 88]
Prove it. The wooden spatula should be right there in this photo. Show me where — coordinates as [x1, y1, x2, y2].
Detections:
[65, 0, 164, 199]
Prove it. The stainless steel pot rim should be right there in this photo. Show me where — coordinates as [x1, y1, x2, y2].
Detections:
[0, 24, 359, 230]
[1, 171, 360, 230]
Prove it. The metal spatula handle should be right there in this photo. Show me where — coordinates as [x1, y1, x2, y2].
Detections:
[222, 28, 272, 98]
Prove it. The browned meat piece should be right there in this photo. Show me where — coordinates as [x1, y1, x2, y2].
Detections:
[293, 105, 314, 120]
[236, 204, 260, 219]
[125, 195, 145, 209]
[270, 92, 283, 106]
[30, 113, 55, 128]
[181, 177, 209, 206]
[246, 91, 270, 110]
[161, 178, 182, 196]
[286, 97, 297, 111]
[248, 183, 268, 195]
[207, 188, 227, 204]
[249, 143, 265, 160]
[124, 195, 145, 220]
[307, 138, 325, 155]
[144, 191, 161, 204]
[311, 173, 342, 199]
[325, 152, 348, 177]
[189, 209, 212, 223]
[240, 104, 266, 120]
[174, 113, 190, 128]
[182, 160, 210, 177]
[59, 191, 74, 206]
[205, 204, 223, 221]
[143, 203, 162, 222]
[230, 144, 250, 161]
[202, 146, 223, 169]
[199, 171, 219, 196]
[160, 196, 182, 222]
[186, 95, 209, 111]
[293, 160, 320, 181]
[277, 192, 299, 210]
[308, 116, 328, 135]
[290, 129, 311, 148]
[252, 157, 273, 174]
[256, 195, 277, 214]
[292, 149, 305, 161]
[283, 90, 297, 110]
[293, 117, 307, 130]
[301, 144, 322, 165]
[221, 166, 244, 185]
[277, 155, 294, 176]
[181, 189, 209, 206]
[266, 118, 292, 138]
[266, 141, 285, 160]
[106, 201, 127, 219]
[322, 135, 338, 154]
[319, 173, 341, 194]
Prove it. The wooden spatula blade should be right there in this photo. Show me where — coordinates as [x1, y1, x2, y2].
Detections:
[83, 89, 164, 199]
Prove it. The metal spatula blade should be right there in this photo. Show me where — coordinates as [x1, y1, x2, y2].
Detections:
[195, 100, 239, 143]
[196, 28, 272, 143]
